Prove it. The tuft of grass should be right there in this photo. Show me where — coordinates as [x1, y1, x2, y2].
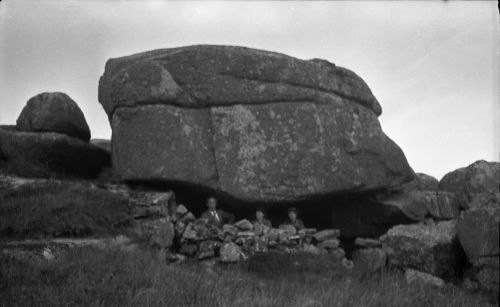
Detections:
[0, 182, 132, 239]
[0, 247, 496, 307]
[244, 251, 350, 280]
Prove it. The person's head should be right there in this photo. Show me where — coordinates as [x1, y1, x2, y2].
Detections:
[255, 207, 266, 221]
[288, 207, 298, 221]
[207, 196, 218, 211]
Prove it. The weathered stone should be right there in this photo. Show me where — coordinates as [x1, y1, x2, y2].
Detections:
[198, 240, 220, 259]
[318, 239, 340, 249]
[399, 173, 439, 192]
[179, 243, 197, 256]
[279, 224, 297, 235]
[237, 231, 255, 237]
[352, 248, 386, 273]
[0, 126, 110, 179]
[405, 269, 445, 287]
[176, 204, 188, 215]
[329, 248, 346, 260]
[234, 219, 253, 231]
[99, 45, 414, 203]
[313, 229, 340, 242]
[151, 219, 174, 249]
[354, 238, 381, 248]
[220, 242, 243, 262]
[16, 92, 91, 141]
[469, 257, 499, 292]
[458, 208, 499, 259]
[222, 224, 238, 237]
[302, 243, 323, 254]
[342, 258, 354, 269]
[254, 223, 271, 236]
[376, 191, 459, 221]
[181, 223, 197, 241]
[380, 220, 462, 278]
[439, 160, 499, 210]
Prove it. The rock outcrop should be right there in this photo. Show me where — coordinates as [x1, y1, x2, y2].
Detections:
[399, 173, 439, 192]
[98, 45, 413, 203]
[376, 191, 459, 221]
[16, 92, 91, 142]
[439, 160, 499, 211]
[380, 220, 463, 278]
[0, 126, 109, 178]
[458, 208, 499, 292]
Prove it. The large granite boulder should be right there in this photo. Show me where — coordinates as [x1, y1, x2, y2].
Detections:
[458, 208, 499, 259]
[458, 208, 499, 291]
[439, 160, 499, 210]
[99, 45, 414, 202]
[16, 92, 91, 142]
[0, 126, 109, 178]
[380, 220, 463, 278]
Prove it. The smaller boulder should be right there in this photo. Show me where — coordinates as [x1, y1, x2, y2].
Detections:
[313, 229, 340, 242]
[457, 208, 499, 259]
[16, 92, 91, 141]
[439, 160, 499, 211]
[380, 220, 462, 278]
[234, 219, 253, 231]
[405, 269, 445, 287]
[220, 242, 243, 262]
[279, 224, 297, 236]
[354, 238, 381, 248]
[318, 239, 340, 250]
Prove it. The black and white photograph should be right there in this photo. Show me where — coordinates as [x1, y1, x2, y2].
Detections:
[0, 0, 498, 306]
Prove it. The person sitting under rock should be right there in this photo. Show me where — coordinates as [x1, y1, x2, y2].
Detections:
[253, 207, 272, 228]
[282, 207, 305, 231]
[200, 196, 235, 229]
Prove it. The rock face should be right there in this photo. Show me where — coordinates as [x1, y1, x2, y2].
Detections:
[16, 92, 91, 142]
[99, 45, 414, 203]
[376, 191, 459, 221]
[399, 173, 439, 192]
[0, 126, 110, 178]
[458, 209, 499, 292]
[439, 160, 499, 211]
[458, 208, 499, 259]
[380, 220, 463, 278]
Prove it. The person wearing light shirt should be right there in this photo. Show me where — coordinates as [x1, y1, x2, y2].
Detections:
[200, 196, 235, 228]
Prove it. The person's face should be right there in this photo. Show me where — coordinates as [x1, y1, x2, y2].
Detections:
[207, 198, 217, 210]
[256, 211, 264, 220]
[288, 211, 297, 221]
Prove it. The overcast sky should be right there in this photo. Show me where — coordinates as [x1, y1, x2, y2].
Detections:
[0, 0, 498, 179]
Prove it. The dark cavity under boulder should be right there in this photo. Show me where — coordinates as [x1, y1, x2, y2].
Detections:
[99, 45, 414, 203]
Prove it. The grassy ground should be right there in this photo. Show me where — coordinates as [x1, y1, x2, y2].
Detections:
[0, 182, 131, 239]
[1, 246, 496, 307]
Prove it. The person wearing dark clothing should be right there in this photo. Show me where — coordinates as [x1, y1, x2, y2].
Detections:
[252, 207, 272, 228]
[282, 207, 305, 230]
[200, 196, 235, 228]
